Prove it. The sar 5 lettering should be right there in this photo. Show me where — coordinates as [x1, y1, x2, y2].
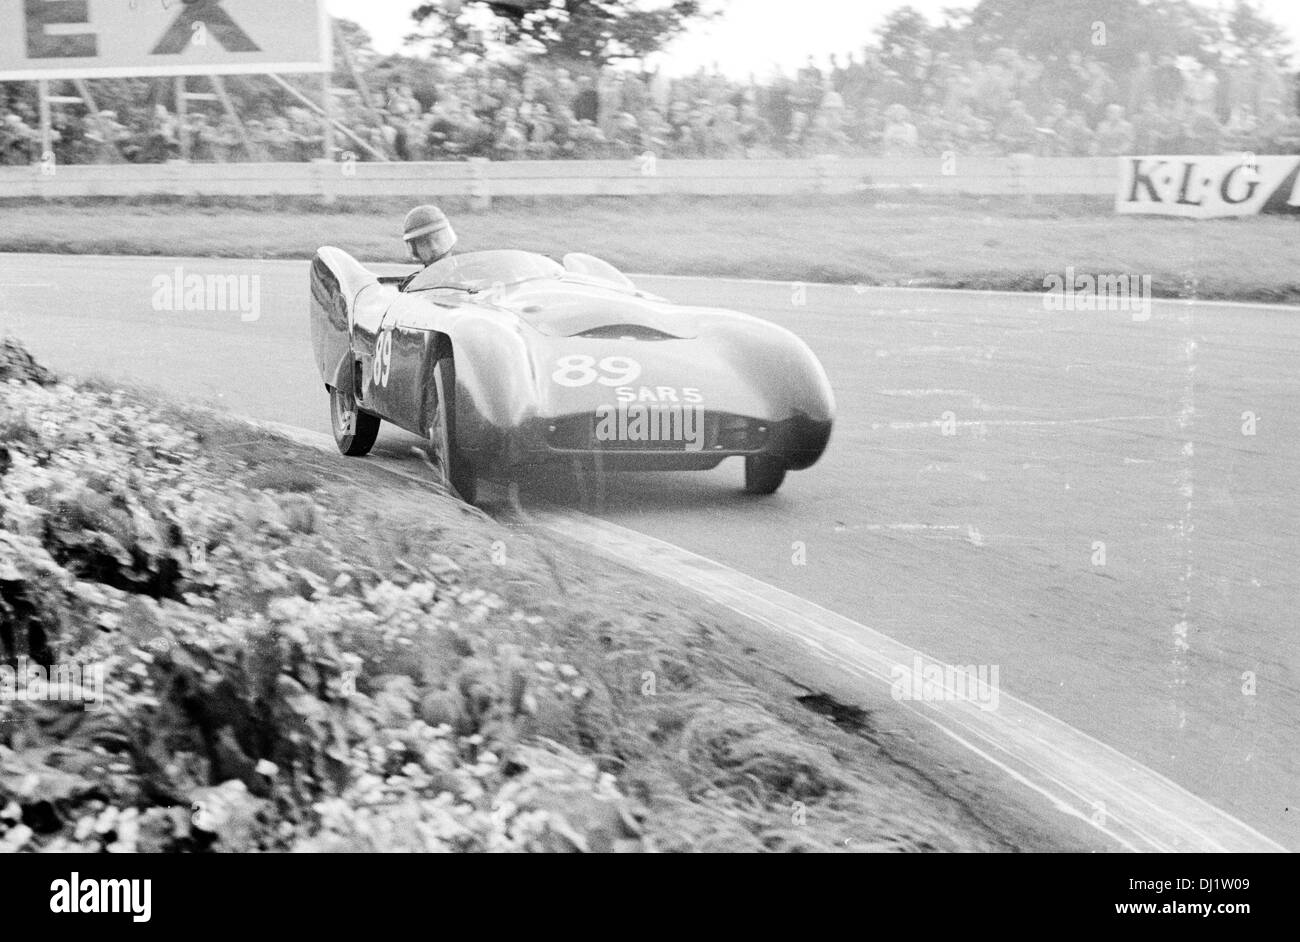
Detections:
[615, 386, 703, 404]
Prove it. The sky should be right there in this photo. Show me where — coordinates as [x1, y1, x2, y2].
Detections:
[328, 0, 1300, 76]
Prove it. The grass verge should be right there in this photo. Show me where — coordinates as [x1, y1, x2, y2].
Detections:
[0, 337, 1012, 852]
[0, 193, 1297, 304]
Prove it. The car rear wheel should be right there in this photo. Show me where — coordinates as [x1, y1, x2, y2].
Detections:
[429, 355, 477, 504]
[330, 385, 380, 456]
[743, 455, 787, 495]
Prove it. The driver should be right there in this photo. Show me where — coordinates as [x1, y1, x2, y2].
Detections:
[400, 204, 457, 289]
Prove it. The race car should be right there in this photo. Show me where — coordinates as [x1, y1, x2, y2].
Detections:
[309, 247, 834, 503]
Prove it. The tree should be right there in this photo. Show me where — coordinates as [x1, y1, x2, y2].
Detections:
[956, 0, 1221, 67]
[875, 6, 938, 79]
[1223, 0, 1292, 63]
[410, 0, 722, 65]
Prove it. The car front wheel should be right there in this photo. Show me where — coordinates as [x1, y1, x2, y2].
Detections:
[743, 455, 787, 495]
[429, 356, 477, 504]
[330, 385, 380, 456]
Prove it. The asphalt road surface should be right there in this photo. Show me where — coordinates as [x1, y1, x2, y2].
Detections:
[2, 253, 1296, 849]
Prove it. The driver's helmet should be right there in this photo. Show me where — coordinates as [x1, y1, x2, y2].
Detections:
[403, 205, 457, 262]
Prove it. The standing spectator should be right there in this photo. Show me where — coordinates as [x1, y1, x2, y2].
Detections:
[1253, 55, 1287, 117]
[1039, 99, 1070, 155]
[638, 107, 670, 154]
[737, 101, 773, 156]
[571, 76, 600, 124]
[1080, 62, 1117, 124]
[289, 108, 324, 161]
[209, 115, 243, 163]
[1183, 105, 1224, 153]
[522, 102, 559, 158]
[0, 112, 38, 165]
[141, 104, 179, 162]
[645, 66, 671, 114]
[916, 102, 953, 155]
[762, 76, 795, 141]
[805, 110, 850, 155]
[665, 99, 694, 156]
[1184, 63, 1219, 119]
[996, 99, 1039, 154]
[1153, 55, 1185, 109]
[597, 71, 625, 137]
[1132, 100, 1176, 154]
[970, 61, 1011, 115]
[709, 104, 744, 157]
[1260, 102, 1300, 153]
[609, 112, 645, 156]
[84, 110, 128, 163]
[1223, 104, 1259, 154]
[790, 57, 824, 124]
[569, 118, 609, 159]
[838, 50, 873, 112]
[243, 119, 270, 162]
[1128, 52, 1156, 113]
[1057, 110, 1096, 156]
[1094, 104, 1135, 155]
[783, 110, 809, 156]
[491, 106, 528, 160]
[828, 53, 846, 92]
[985, 49, 1020, 106]
[1254, 99, 1300, 153]
[264, 116, 297, 161]
[816, 88, 847, 136]
[686, 106, 716, 157]
[620, 72, 650, 117]
[881, 103, 919, 157]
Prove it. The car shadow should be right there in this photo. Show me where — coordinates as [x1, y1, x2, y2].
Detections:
[367, 429, 784, 516]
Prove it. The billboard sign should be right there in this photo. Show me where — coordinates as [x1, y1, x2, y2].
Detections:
[1116, 155, 1300, 218]
[0, 0, 331, 80]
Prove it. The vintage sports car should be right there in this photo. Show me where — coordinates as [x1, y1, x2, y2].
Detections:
[309, 248, 834, 503]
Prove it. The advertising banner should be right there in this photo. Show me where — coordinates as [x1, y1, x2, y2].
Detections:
[0, 0, 331, 80]
[1116, 155, 1300, 218]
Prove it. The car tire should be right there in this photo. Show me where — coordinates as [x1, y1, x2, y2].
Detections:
[330, 385, 380, 457]
[743, 455, 786, 495]
[429, 354, 478, 504]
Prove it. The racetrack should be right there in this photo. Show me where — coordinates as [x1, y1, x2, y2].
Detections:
[3, 253, 1297, 850]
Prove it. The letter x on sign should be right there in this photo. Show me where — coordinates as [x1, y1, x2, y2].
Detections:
[152, 0, 260, 55]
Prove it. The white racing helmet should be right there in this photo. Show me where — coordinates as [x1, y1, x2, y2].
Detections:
[403, 205, 457, 262]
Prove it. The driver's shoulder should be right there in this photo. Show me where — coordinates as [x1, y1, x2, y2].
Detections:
[399, 262, 437, 292]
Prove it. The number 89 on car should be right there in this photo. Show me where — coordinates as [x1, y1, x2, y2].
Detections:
[551, 355, 703, 403]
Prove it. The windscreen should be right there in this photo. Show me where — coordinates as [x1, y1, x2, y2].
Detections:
[562, 253, 637, 291]
[405, 250, 564, 293]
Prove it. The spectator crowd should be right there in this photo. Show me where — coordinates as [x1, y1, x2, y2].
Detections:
[3, 44, 1299, 165]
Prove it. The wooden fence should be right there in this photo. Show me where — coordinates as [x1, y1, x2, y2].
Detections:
[0, 155, 1119, 204]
